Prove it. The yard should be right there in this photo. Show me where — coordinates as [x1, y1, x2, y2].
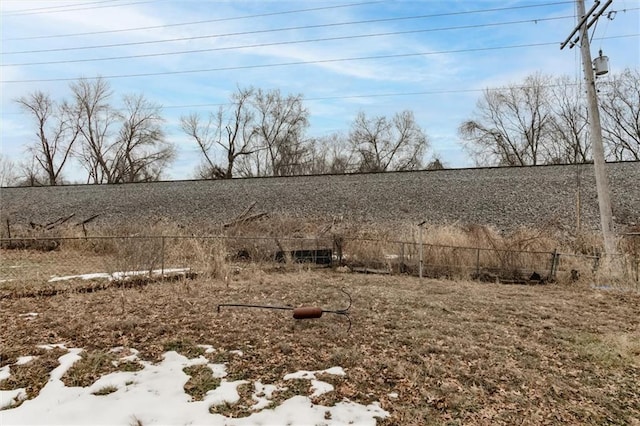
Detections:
[1, 260, 639, 425]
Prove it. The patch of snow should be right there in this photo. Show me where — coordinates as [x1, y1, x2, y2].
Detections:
[284, 366, 345, 381]
[0, 388, 27, 409]
[0, 279, 15, 283]
[15, 356, 36, 366]
[48, 268, 190, 283]
[229, 350, 244, 357]
[18, 312, 38, 320]
[310, 379, 334, 397]
[388, 392, 399, 399]
[1, 349, 389, 425]
[251, 381, 279, 411]
[36, 343, 67, 351]
[207, 363, 227, 379]
[197, 344, 216, 354]
[283, 366, 346, 398]
[0, 365, 10, 381]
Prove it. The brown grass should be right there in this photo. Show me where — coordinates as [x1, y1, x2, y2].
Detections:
[183, 365, 221, 401]
[0, 347, 68, 407]
[1, 269, 639, 424]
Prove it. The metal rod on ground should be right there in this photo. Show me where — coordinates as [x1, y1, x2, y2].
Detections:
[216, 288, 352, 331]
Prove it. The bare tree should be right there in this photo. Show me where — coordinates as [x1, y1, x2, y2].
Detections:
[112, 94, 174, 183]
[426, 157, 445, 170]
[71, 77, 174, 183]
[296, 133, 356, 175]
[71, 77, 118, 183]
[459, 73, 552, 166]
[181, 87, 259, 179]
[546, 75, 591, 164]
[349, 110, 428, 172]
[15, 91, 79, 185]
[0, 154, 17, 187]
[600, 68, 640, 161]
[249, 88, 309, 176]
[15, 157, 46, 187]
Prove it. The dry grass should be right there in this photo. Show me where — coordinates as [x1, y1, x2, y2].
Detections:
[183, 365, 221, 401]
[2, 216, 636, 284]
[1, 268, 639, 424]
[62, 350, 143, 387]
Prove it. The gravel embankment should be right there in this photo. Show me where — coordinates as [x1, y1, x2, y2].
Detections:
[1, 162, 638, 232]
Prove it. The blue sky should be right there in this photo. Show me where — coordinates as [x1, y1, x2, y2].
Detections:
[1, 0, 638, 181]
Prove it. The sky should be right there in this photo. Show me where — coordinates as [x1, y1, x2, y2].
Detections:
[1, 343, 389, 424]
[0, 0, 638, 181]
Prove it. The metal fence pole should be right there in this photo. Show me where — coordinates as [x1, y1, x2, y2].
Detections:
[549, 249, 559, 281]
[161, 236, 165, 276]
[419, 226, 423, 279]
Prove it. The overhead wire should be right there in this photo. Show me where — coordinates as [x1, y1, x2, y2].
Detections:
[2, 15, 577, 67]
[1, 0, 162, 17]
[2, 0, 120, 14]
[2, 34, 636, 84]
[2, 2, 580, 54]
[4, 1, 386, 40]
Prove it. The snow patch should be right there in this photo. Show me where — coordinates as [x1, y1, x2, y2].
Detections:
[197, 344, 217, 354]
[284, 366, 346, 380]
[15, 356, 36, 365]
[48, 268, 190, 283]
[1, 349, 388, 425]
[0, 365, 10, 381]
[0, 388, 27, 409]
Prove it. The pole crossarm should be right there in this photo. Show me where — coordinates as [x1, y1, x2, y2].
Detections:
[560, 0, 613, 50]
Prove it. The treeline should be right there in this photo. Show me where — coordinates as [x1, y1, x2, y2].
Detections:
[459, 69, 640, 166]
[2, 68, 638, 186]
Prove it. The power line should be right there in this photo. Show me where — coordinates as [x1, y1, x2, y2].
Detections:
[2, 1, 577, 55]
[2, 35, 636, 84]
[0, 41, 550, 83]
[2, 0, 119, 14]
[3, 31, 637, 84]
[0, 42, 590, 84]
[4, 1, 386, 40]
[2, 15, 576, 67]
[1, 0, 161, 17]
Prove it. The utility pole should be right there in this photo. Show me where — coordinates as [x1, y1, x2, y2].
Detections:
[562, 0, 616, 256]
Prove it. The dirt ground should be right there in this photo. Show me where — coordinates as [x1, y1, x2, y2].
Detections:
[1, 266, 639, 425]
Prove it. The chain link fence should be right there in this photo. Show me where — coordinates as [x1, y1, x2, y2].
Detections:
[0, 234, 569, 294]
[2, 234, 638, 296]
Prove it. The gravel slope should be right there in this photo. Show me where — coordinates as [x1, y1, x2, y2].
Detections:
[1, 162, 638, 232]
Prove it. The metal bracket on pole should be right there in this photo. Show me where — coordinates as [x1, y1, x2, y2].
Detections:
[560, 0, 613, 50]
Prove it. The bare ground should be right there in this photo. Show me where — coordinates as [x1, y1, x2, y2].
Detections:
[1, 267, 639, 425]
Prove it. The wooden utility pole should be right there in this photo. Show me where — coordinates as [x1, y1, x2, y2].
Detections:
[562, 0, 616, 256]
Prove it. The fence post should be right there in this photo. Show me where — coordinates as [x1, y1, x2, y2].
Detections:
[475, 248, 480, 277]
[161, 236, 165, 276]
[419, 226, 423, 279]
[550, 249, 559, 281]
